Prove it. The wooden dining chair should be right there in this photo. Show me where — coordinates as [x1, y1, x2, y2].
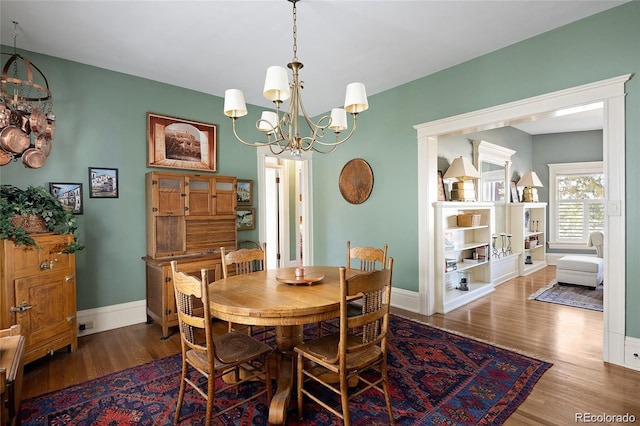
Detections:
[170, 261, 272, 424]
[318, 241, 389, 337]
[296, 258, 395, 425]
[220, 243, 273, 340]
[347, 240, 388, 272]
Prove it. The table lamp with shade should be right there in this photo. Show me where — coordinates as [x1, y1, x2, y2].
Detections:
[443, 156, 481, 201]
[517, 171, 543, 202]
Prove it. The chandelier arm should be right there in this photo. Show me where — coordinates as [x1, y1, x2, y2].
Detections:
[230, 117, 287, 148]
[302, 114, 360, 147]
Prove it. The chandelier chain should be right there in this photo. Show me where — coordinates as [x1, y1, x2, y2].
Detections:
[12, 21, 19, 53]
[291, 0, 298, 62]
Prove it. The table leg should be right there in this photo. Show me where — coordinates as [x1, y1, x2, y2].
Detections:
[268, 324, 303, 425]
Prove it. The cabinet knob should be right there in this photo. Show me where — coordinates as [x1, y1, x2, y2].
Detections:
[65, 274, 75, 282]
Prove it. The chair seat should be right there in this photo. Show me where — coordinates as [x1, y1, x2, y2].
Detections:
[186, 331, 272, 371]
[297, 332, 383, 370]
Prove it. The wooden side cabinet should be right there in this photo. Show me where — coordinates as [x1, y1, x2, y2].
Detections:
[143, 254, 222, 339]
[145, 171, 237, 258]
[0, 234, 77, 365]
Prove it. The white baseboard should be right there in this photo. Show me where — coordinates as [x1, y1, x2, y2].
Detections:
[77, 300, 147, 337]
[624, 336, 640, 371]
[390, 287, 420, 313]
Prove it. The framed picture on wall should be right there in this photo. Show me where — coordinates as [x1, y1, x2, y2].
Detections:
[237, 179, 253, 206]
[49, 182, 83, 214]
[510, 181, 519, 203]
[237, 208, 256, 231]
[147, 112, 218, 172]
[438, 170, 446, 201]
[88, 167, 119, 198]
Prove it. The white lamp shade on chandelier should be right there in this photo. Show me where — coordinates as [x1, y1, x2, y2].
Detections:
[344, 82, 369, 113]
[223, 89, 248, 118]
[263, 66, 291, 102]
[222, 0, 368, 157]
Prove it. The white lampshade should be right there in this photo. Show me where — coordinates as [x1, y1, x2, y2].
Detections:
[517, 171, 543, 188]
[329, 108, 348, 132]
[223, 89, 248, 118]
[443, 156, 481, 181]
[344, 82, 368, 113]
[263, 66, 291, 102]
[258, 111, 278, 134]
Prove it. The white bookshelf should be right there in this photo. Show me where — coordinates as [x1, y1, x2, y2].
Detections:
[434, 202, 494, 313]
[510, 202, 547, 275]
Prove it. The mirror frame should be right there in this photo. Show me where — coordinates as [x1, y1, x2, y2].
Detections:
[473, 140, 516, 237]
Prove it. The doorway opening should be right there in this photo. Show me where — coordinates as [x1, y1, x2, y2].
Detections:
[257, 148, 313, 271]
[415, 74, 629, 366]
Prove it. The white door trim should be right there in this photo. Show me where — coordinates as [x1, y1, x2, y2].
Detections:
[415, 74, 630, 367]
[257, 147, 314, 268]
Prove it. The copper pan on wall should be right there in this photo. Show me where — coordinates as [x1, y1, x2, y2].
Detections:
[34, 134, 52, 156]
[45, 115, 55, 140]
[0, 148, 12, 166]
[21, 147, 46, 168]
[0, 126, 30, 154]
[29, 108, 47, 134]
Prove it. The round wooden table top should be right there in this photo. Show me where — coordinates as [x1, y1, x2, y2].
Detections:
[208, 266, 360, 327]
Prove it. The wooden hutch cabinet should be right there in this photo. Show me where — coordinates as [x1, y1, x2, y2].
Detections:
[143, 171, 238, 338]
[0, 233, 77, 364]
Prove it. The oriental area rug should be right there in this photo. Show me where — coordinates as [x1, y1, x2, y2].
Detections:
[19, 316, 551, 425]
[529, 280, 603, 311]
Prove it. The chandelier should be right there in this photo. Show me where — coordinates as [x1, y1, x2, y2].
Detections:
[223, 0, 368, 157]
[0, 21, 56, 168]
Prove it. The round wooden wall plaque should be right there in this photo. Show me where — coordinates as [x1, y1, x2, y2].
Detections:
[339, 158, 374, 204]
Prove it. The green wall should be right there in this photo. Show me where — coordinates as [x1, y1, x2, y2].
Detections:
[1, 2, 639, 337]
[0, 51, 264, 309]
[310, 2, 639, 336]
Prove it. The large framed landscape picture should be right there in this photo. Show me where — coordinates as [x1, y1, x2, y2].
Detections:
[147, 112, 217, 172]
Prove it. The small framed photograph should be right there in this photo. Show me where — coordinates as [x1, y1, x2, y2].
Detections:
[49, 182, 83, 214]
[510, 181, 519, 203]
[236, 208, 256, 231]
[237, 179, 253, 206]
[147, 112, 217, 172]
[88, 167, 119, 198]
[437, 170, 446, 201]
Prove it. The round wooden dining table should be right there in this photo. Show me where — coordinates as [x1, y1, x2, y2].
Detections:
[207, 265, 361, 425]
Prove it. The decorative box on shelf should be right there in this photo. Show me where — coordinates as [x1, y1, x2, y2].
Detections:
[457, 214, 481, 227]
[445, 258, 457, 272]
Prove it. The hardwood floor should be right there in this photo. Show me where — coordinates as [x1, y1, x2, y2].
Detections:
[21, 266, 640, 424]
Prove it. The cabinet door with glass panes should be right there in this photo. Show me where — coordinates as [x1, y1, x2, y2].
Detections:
[434, 202, 495, 314]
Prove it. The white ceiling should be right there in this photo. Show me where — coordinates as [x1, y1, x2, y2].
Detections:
[1, 0, 621, 133]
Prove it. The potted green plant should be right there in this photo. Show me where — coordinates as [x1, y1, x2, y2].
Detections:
[0, 184, 84, 253]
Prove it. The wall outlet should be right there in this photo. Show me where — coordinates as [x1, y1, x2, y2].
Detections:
[79, 320, 94, 331]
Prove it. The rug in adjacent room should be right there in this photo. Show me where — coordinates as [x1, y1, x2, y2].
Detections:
[19, 315, 552, 425]
[529, 280, 603, 311]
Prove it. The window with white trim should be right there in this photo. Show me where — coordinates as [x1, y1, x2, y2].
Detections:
[548, 161, 604, 247]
